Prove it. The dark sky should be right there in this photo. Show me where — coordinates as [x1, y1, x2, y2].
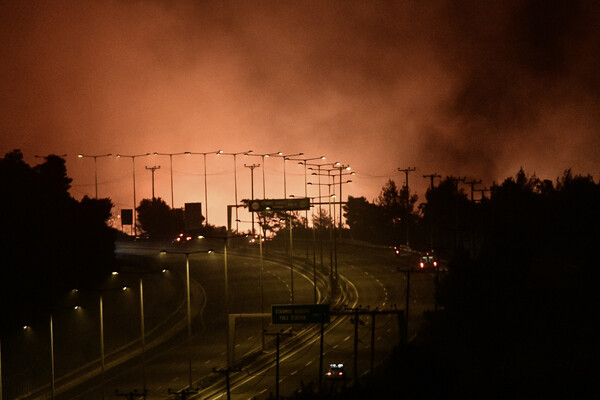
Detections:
[2, 0, 599, 228]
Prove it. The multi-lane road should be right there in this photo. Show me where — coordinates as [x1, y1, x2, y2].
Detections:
[5, 239, 436, 400]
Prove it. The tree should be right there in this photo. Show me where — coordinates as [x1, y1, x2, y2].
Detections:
[0, 150, 115, 329]
[136, 197, 183, 239]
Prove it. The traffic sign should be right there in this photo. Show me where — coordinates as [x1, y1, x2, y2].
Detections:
[247, 198, 310, 212]
[272, 304, 330, 324]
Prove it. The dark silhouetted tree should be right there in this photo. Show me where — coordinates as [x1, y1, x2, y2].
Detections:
[0, 150, 115, 330]
[136, 197, 184, 239]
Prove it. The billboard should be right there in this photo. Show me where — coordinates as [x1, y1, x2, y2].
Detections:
[121, 209, 133, 225]
[185, 202, 204, 230]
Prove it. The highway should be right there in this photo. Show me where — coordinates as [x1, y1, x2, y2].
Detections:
[6, 239, 436, 400]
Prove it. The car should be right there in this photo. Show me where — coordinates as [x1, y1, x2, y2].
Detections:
[173, 233, 193, 243]
[325, 363, 345, 379]
[419, 252, 438, 269]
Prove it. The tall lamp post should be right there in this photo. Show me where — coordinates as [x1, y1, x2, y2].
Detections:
[77, 154, 112, 198]
[98, 284, 130, 400]
[216, 150, 253, 232]
[289, 156, 326, 262]
[189, 151, 220, 226]
[333, 163, 355, 235]
[270, 152, 304, 198]
[116, 153, 151, 237]
[159, 249, 213, 388]
[152, 152, 191, 208]
[244, 152, 282, 199]
[119, 268, 170, 394]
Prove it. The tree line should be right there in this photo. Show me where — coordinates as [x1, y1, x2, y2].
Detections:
[0, 150, 115, 332]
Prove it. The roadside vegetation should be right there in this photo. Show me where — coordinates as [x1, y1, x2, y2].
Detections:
[1, 149, 598, 397]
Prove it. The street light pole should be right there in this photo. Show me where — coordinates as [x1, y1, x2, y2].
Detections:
[188, 151, 220, 226]
[153, 152, 192, 208]
[217, 150, 253, 232]
[333, 163, 352, 234]
[98, 286, 128, 400]
[271, 152, 304, 198]
[159, 249, 213, 388]
[77, 154, 112, 198]
[244, 152, 282, 199]
[50, 314, 55, 400]
[116, 154, 151, 237]
[244, 163, 260, 235]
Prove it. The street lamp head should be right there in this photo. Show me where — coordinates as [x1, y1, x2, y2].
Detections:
[217, 150, 223, 155]
[78, 154, 83, 158]
[111, 271, 119, 276]
[160, 250, 167, 255]
[320, 156, 326, 160]
[208, 249, 215, 253]
[346, 166, 351, 170]
[74, 305, 81, 310]
[122, 286, 128, 291]
[334, 162, 341, 166]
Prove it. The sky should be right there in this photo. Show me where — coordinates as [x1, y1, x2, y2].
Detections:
[1, 0, 599, 230]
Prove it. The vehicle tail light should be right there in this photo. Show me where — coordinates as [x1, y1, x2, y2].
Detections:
[339, 372, 343, 376]
[420, 262, 424, 268]
[433, 261, 437, 267]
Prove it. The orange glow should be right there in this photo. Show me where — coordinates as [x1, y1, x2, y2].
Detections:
[1, 1, 598, 230]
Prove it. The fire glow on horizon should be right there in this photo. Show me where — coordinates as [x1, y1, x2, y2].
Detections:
[2, 0, 599, 228]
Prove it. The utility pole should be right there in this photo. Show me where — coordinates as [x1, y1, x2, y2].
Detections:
[475, 187, 490, 201]
[265, 330, 293, 400]
[244, 163, 260, 235]
[448, 177, 467, 250]
[145, 165, 161, 200]
[423, 173, 441, 191]
[422, 173, 441, 250]
[464, 179, 482, 202]
[213, 367, 241, 400]
[398, 167, 416, 246]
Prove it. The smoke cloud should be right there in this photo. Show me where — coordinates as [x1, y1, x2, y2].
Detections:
[1, 0, 599, 224]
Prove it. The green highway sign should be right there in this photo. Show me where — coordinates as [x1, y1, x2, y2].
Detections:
[247, 198, 310, 212]
[272, 304, 330, 324]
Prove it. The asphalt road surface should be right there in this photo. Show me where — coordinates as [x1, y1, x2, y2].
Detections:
[4, 239, 436, 400]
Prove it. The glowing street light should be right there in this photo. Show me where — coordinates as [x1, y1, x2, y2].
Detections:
[118, 268, 170, 394]
[77, 153, 113, 198]
[99, 286, 129, 400]
[159, 249, 213, 388]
